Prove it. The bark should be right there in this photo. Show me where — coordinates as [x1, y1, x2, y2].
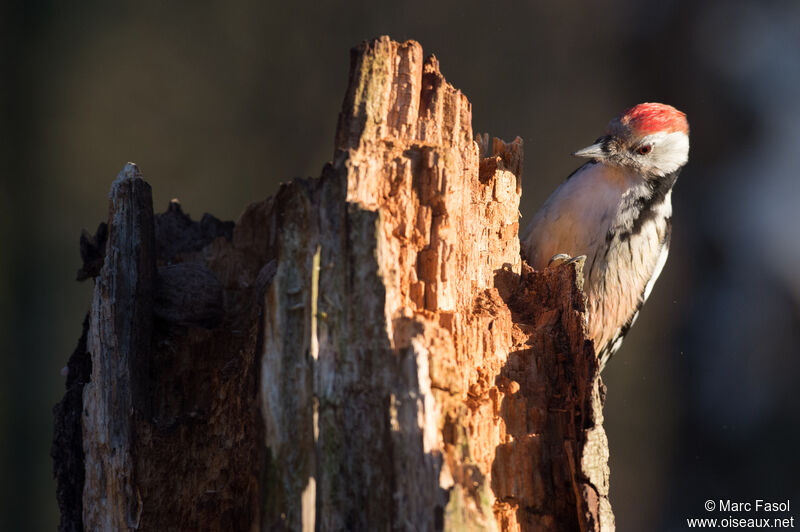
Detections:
[53, 36, 613, 531]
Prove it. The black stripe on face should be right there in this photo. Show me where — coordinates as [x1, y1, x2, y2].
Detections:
[618, 168, 680, 242]
[601, 136, 614, 155]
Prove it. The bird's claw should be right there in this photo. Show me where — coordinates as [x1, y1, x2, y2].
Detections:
[568, 255, 587, 266]
[548, 253, 571, 266]
[548, 253, 586, 268]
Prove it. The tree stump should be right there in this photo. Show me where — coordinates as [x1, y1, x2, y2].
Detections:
[53, 36, 613, 531]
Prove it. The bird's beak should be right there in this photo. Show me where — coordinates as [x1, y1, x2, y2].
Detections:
[572, 136, 609, 159]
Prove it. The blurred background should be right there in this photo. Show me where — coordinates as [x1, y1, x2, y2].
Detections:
[2, 0, 799, 529]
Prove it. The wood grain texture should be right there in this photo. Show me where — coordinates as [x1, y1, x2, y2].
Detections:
[54, 36, 613, 531]
[81, 163, 154, 530]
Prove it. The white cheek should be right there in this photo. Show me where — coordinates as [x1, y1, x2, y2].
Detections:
[646, 131, 689, 175]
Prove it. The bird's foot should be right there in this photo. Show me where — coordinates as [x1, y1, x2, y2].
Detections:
[548, 253, 571, 266]
[547, 254, 587, 291]
[548, 253, 586, 267]
[568, 255, 587, 267]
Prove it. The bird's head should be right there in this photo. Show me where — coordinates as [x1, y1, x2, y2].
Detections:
[573, 103, 690, 177]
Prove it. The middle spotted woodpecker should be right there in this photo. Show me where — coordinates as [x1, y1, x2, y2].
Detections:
[522, 103, 690, 370]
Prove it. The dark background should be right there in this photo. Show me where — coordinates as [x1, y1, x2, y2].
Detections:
[2, 1, 799, 529]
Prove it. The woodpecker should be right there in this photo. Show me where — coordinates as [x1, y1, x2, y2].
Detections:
[522, 103, 689, 370]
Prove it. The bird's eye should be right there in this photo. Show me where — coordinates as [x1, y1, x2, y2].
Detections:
[637, 145, 652, 155]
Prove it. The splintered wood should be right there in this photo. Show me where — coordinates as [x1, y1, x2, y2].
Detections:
[55, 36, 612, 532]
[325, 37, 611, 530]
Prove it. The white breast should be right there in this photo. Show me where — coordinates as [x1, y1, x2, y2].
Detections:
[523, 162, 644, 269]
[522, 163, 672, 364]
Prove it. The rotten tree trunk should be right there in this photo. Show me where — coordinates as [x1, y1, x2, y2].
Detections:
[53, 36, 613, 531]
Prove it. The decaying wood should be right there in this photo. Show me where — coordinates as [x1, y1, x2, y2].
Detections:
[53, 36, 613, 531]
[81, 165, 154, 530]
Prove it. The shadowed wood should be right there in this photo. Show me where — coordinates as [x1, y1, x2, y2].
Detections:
[53, 36, 613, 531]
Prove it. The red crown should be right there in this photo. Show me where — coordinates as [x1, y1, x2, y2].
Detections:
[617, 103, 689, 135]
